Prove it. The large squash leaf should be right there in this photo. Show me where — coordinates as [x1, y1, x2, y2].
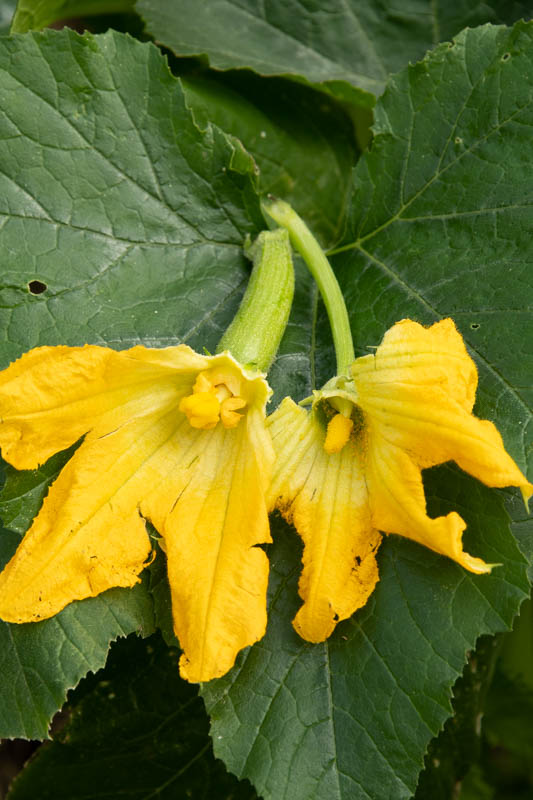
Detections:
[138, 0, 532, 104]
[0, 26, 266, 738]
[200, 22, 533, 800]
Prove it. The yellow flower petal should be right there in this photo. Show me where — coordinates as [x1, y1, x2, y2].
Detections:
[143, 406, 273, 681]
[364, 430, 491, 574]
[268, 398, 381, 642]
[0, 345, 273, 682]
[353, 319, 532, 496]
[353, 318, 477, 413]
[0, 343, 208, 469]
[0, 407, 177, 621]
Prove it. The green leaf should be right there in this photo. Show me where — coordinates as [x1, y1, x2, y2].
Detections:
[137, 0, 532, 104]
[0, 464, 155, 741]
[199, 23, 533, 800]
[414, 635, 503, 800]
[0, 0, 16, 32]
[0, 529, 154, 739]
[507, 486, 533, 551]
[10, 0, 136, 32]
[0, 25, 268, 739]
[6, 633, 258, 800]
[335, 21, 533, 477]
[182, 73, 357, 247]
[0, 444, 76, 534]
[0, 28, 265, 366]
[202, 469, 528, 800]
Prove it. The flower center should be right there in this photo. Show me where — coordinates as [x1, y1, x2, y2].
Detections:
[179, 369, 247, 430]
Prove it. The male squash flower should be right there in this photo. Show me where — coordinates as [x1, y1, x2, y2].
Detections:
[0, 229, 294, 683]
[264, 199, 532, 644]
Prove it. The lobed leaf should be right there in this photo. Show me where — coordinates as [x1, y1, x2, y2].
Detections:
[335, 22, 533, 477]
[6, 633, 258, 799]
[138, 0, 532, 104]
[203, 470, 528, 800]
[200, 22, 533, 800]
[0, 527, 154, 739]
[0, 28, 264, 368]
[0, 25, 267, 739]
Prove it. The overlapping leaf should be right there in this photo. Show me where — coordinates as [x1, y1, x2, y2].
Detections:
[204, 471, 528, 800]
[0, 0, 16, 33]
[0, 26, 270, 739]
[138, 0, 532, 104]
[182, 74, 357, 247]
[0, 525, 154, 739]
[335, 21, 533, 477]
[10, 0, 135, 32]
[0, 29, 268, 366]
[6, 633, 258, 800]
[0, 17, 532, 800]
[201, 22, 533, 800]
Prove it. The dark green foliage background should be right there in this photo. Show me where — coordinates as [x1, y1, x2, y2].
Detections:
[0, 3, 532, 799]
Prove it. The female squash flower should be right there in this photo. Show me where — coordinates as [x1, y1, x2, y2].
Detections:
[0, 228, 294, 683]
[264, 199, 532, 644]
[268, 318, 533, 642]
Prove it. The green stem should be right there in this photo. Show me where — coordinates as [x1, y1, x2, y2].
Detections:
[216, 228, 294, 372]
[262, 198, 355, 374]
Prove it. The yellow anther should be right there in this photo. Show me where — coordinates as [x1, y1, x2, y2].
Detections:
[179, 392, 220, 429]
[324, 413, 354, 454]
[220, 396, 246, 428]
[181, 369, 248, 430]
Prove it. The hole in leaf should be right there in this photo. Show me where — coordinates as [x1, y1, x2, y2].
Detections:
[501, 52, 511, 62]
[470, 323, 480, 330]
[28, 280, 47, 294]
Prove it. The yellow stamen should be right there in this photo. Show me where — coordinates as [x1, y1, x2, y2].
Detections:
[181, 369, 248, 430]
[179, 392, 220, 429]
[324, 413, 353, 454]
[220, 396, 246, 428]
[193, 372, 214, 393]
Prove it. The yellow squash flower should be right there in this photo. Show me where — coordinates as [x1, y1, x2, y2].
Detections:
[0, 343, 273, 683]
[268, 318, 533, 644]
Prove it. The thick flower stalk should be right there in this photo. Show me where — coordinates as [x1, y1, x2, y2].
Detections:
[0, 228, 294, 683]
[264, 199, 532, 644]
